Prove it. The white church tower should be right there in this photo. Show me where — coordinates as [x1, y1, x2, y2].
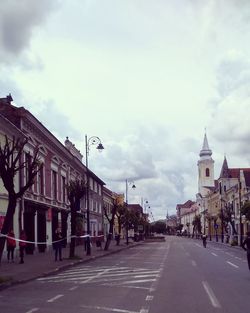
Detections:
[197, 133, 215, 197]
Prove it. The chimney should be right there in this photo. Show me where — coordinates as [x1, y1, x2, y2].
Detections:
[0, 93, 13, 105]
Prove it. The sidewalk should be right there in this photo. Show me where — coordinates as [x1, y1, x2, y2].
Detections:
[0, 239, 142, 291]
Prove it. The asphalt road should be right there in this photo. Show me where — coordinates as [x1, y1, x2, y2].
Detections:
[0, 236, 249, 313]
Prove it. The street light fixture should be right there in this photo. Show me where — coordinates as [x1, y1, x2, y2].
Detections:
[142, 198, 150, 214]
[85, 135, 104, 256]
[125, 179, 136, 245]
[238, 179, 243, 246]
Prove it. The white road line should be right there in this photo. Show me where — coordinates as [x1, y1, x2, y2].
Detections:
[226, 261, 239, 268]
[146, 295, 154, 301]
[122, 279, 156, 284]
[191, 260, 197, 267]
[69, 286, 78, 291]
[47, 294, 64, 303]
[140, 308, 149, 313]
[135, 274, 160, 278]
[26, 309, 39, 313]
[211, 252, 218, 257]
[81, 305, 139, 313]
[202, 281, 221, 308]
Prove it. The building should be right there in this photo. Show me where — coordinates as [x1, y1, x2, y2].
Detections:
[0, 112, 25, 240]
[0, 95, 105, 253]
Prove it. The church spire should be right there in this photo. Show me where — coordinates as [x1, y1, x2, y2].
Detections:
[220, 156, 229, 178]
[199, 132, 212, 158]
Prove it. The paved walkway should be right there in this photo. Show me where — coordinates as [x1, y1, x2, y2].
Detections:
[0, 239, 141, 290]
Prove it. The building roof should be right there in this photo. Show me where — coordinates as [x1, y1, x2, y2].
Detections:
[128, 204, 143, 214]
[176, 200, 195, 209]
[0, 95, 106, 185]
[244, 171, 250, 188]
[199, 133, 212, 158]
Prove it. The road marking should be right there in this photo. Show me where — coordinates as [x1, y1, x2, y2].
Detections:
[146, 295, 154, 301]
[81, 305, 139, 312]
[69, 286, 78, 291]
[135, 274, 160, 278]
[211, 252, 218, 257]
[191, 260, 197, 267]
[226, 261, 239, 268]
[140, 308, 149, 313]
[47, 294, 64, 303]
[122, 279, 156, 284]
[202, 281, 221, 308]
[26, 309, 39, 313]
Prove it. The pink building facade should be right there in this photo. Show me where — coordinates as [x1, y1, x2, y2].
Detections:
[0, 95, 105, 253]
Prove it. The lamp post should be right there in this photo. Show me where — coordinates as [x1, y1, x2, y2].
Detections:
[85, 135, 104, 256]
[125, 179, 136, 245]
[142, 199, 150, 214]
[142, 198, 150, 237]
[238, 179, 243, 246]
[220, 198, 225, 243]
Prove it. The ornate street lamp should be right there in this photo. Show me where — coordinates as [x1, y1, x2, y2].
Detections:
[125, 179, 136, 245]
[142, 198, 150, 214]
[85, 135, 104, 255]
[238, 179, 243, 246]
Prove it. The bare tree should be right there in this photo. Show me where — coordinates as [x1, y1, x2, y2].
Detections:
[67, 179, 86, 258]
[241, 201, 250, 222]
[103, 195, 126, 251]
[0, 135, 41, 262]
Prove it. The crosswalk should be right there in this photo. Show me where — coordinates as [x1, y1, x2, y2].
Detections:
[37, 265, 161, 289]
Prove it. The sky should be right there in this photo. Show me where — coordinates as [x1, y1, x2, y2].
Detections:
[1, 0, 250, 221]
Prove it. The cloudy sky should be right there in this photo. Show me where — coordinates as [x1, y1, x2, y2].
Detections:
[1, 0, 250, 220]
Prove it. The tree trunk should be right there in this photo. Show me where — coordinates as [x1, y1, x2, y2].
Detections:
[18, 197, 24, 234]
[229, 220, 238, 235]
[69, 208, 76, 258]
[104, 213, 115, 251]
[0, 196, 17, 262]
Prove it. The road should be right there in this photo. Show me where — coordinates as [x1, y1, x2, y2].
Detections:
[0, 236, 249, 313]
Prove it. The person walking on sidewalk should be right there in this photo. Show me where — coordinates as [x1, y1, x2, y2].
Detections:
[242, 231, 250, 270]
[202, 233, 207, 248]
[19, 230, 27, 264]
[54, 227, 63, 261]
[7, 230, 16, 262]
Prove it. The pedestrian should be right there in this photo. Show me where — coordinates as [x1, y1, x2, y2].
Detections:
[19, 230, 27, 264]
[202, 233, 207, 248]
[242, 231, 250, 270]
[84, 235, 88, 251]
[54, 227, 63, 261]
[7, 230, 16, 262]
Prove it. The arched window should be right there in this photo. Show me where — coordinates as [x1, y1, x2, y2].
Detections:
[205, 168, 210, 177]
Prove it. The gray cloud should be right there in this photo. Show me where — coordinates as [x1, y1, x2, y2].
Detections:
[25, 99, 83, 142]
[0, 0, 59, 63]
[216, 53, 250, 98]
[210, 53, 250, 163]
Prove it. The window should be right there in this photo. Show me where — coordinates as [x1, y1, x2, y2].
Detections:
[24, 152, 33, 190]
[24, 153, 31, 184]
[205, 168, 210, 177]
[38, 164, 44, 195]
[52, 170, 57, 200]
[62, 176, 66, 203]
